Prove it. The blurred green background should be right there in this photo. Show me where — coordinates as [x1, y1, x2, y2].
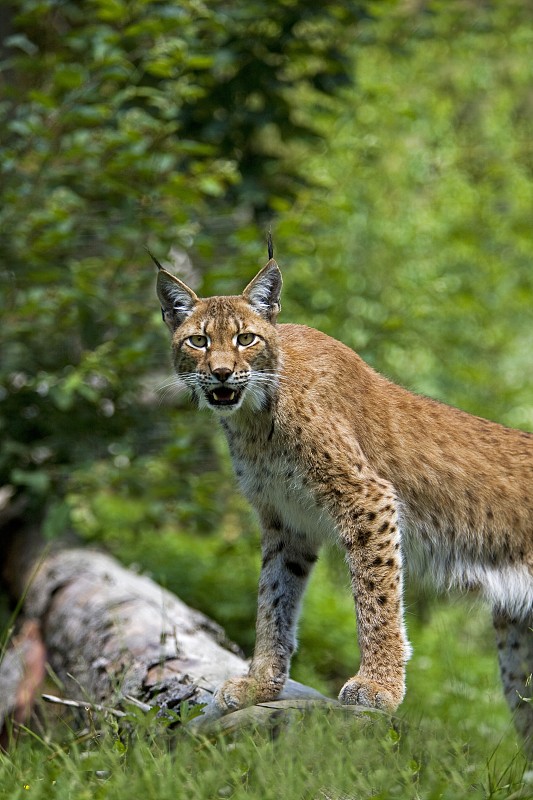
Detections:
[2, 0, 533, 759]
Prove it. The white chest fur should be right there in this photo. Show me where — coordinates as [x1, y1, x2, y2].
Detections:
[224, 425, 335, 546]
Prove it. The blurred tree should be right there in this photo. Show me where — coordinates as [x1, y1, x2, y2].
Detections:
[0, 0, 364, 542]
[278, 0, 533, 427]
[174, 0, 368, 217]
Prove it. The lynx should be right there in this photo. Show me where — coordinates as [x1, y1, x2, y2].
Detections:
[155, 249, 533, 742]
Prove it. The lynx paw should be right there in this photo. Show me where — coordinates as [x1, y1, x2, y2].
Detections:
[214, 675, 285, 712]
[214, 676, 259, 712]
[338, 676, 400, 712]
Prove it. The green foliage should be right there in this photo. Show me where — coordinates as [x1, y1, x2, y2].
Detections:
[277, 0, 533, 430]
[0, 0, 360, 530]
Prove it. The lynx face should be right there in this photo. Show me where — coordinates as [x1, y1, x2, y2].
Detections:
[171, 298, 281, 414]
[156, 260, 282, 415]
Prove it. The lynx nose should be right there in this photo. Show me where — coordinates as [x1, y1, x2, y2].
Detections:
[212, 367, 232, 383]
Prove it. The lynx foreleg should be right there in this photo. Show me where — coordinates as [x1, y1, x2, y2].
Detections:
[214, 512, 318, 712]
[329, 477, 411, 711]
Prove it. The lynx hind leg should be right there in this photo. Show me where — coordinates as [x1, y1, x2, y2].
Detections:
[493, 610, 533, 754]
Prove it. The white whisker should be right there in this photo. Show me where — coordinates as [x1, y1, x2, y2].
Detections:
[155, 372, 198, 406]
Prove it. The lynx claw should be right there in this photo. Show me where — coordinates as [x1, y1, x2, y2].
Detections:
[338, 676, 399, 712]
[214, 676, 260, 712]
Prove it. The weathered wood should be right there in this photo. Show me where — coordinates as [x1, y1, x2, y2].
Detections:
[2, 537, 341, 730]
[20, 547, 250, 705]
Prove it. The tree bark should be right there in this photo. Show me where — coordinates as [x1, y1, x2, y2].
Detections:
[1, 529, 340, 735]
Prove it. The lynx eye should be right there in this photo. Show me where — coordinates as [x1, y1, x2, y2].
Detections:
[237, 332, 256, 347]
[188, 334, 208, 349]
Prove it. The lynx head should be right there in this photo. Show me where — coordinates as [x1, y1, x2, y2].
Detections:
[156, 258, 282, 414]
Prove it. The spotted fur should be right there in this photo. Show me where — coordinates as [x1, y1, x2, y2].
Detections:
[157, 258, 533, 743]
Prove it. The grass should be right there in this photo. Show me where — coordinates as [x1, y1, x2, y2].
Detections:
[0, 701, 528, 800]
[1, 597, 530, 800]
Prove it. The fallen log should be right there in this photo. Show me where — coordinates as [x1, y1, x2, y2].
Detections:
[2, 532, 359, 735]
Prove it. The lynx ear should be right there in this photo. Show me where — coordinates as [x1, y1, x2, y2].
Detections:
[243, 259, 282, 323]
[156, 268, 198, 331]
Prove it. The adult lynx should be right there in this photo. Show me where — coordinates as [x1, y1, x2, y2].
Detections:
[156, 249, 533, 741]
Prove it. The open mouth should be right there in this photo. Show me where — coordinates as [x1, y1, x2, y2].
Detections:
[207, 387, 241, 407]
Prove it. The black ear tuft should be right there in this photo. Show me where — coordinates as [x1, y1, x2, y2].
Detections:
[147, 247, 164, 271]
[267, 230, 274, 261]
[243, 260, 282, 323]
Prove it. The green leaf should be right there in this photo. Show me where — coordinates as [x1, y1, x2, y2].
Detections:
[10, 469, 50, 494]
